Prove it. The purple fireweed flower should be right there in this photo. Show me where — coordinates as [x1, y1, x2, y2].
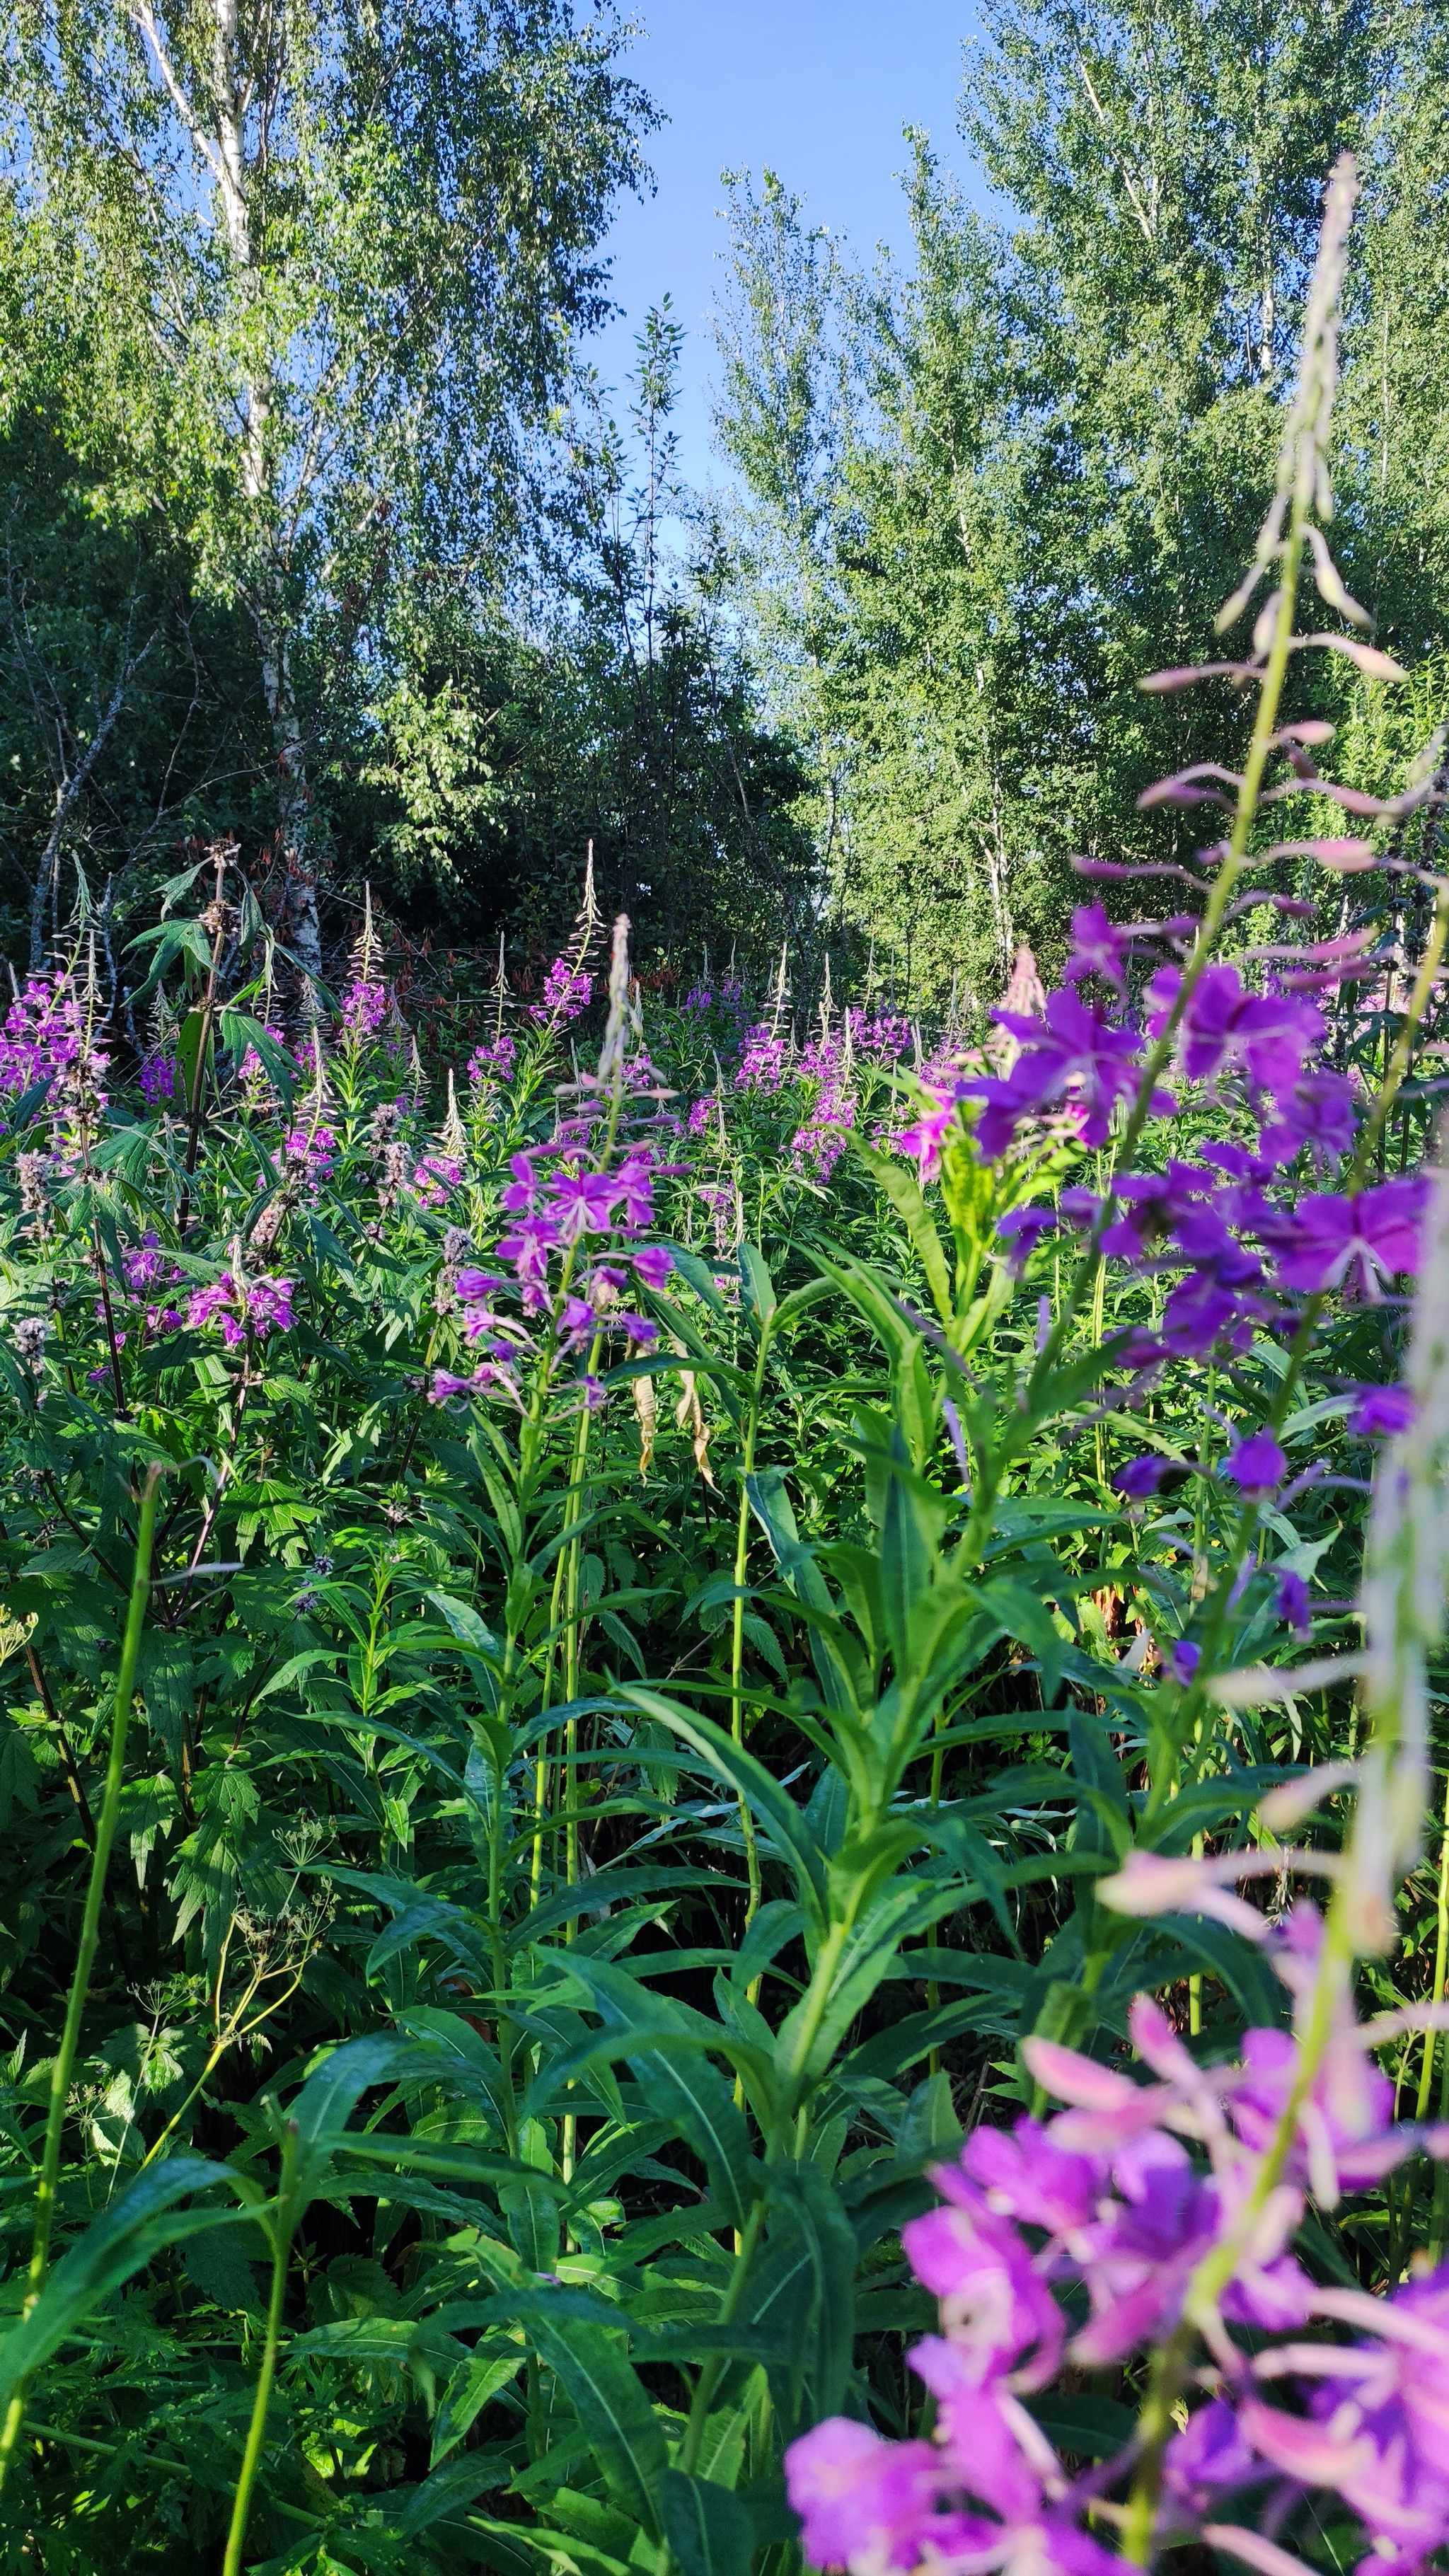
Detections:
[959, 2117, 1101, 2235]
[495, 1215, 559, 1312]
[1068, 2127, 1221, 2364]
[284, 1122, 337, 1183]
[681, 982, 711, 1011]
[186, 1271, 293, 1348]
[853, 1008, 912, 1061]
[139, 1054, 177, 1107]
[734, 1022, 787, 1092]
[1164, 2398, 1262, 2514]
[340, 978, 388, 1044]
[1272, 1177, 1431, 1296]
[410, 1153, 462, 1207]
[546, 1168, 623, 1241]
[466, 1033, 516, 1082]
[1351, 1383, 1416, 1438]
[900, 2190, 1066, 2391]
[686, 1092, 717, 1136]
[0, 969, 105, 1104]
[121, 1233, 167, 1295]
[429, 1368, 475, 1402]
[530, 958, 591, 1027]
[1274, 1568, 1312, 1635]
[456, 1268, 506, 1303]
[1064, 901, 1129, 993]
[997, 1206, 1058, 1273]
[1157, 1273, 1263, 1361]
[969, 990, 1148, 1157]
[1170, 1205, 1265, 1287]
[1201, 1140, 1275, 1185]
[613, 1151, 657, 1228]
[1258, 1068, 1358, 1167]
[1239, 2280, 1449, 2576]
[557, 1295, 596, 1351]
[1148, 964, 1324, 1094]
[1114, 1455, 1174, 1501]
[630, 1242, 672, 1290]
[1100, 1164, 1213, 1265]
[783, 2420, 951, 2575]
[896, 1088, 969, 1177]
[1170, 1639, 1202, 1684]
[1223, 1432, 1288, 1495]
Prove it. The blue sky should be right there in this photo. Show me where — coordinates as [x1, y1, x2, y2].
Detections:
[592, 0, 987, 490]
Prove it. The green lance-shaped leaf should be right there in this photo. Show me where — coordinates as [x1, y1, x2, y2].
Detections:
[661, 2468, 755, 2576]
[524, 2307, 668, 2538]
[0, 2156, 236, 2416]
[620, 1685, 829, 1933]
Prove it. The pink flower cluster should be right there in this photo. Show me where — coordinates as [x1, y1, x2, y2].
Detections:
[139, 1054, 178, 1108]
[735, 1021, 787, 1093]
[409, 1153, 462, 1209]
[467, 1033, 516, 1083]
[530, 958, 591, 1027]
[120, 1230, 185, 1339]
[186, 1271, 294, 1348]
[430, 1136, 671, 1409]
[0, 970, 108, 1119]
[340, 978, 388, 1044]
[787, 1906, 1449, 2576]
[793, 1023, 858, 1180]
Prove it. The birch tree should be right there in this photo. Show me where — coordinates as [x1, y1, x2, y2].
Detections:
[5, 0, 652, 982]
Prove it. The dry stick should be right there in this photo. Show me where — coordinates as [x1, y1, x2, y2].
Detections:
[0, 1462, 168, 2497]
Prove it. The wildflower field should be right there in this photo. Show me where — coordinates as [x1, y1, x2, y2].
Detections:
[4, 153, 1449, 2576]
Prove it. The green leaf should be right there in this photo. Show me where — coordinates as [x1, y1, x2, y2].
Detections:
[0, 2157, 234, 2413]
[1024, 2391, 1136, 2459]
[524, 2308, 667, 2538]
[738, 1240, 778, 1326]
[619, 1686, 829, 1931]
[661, 2469, 754, 2576]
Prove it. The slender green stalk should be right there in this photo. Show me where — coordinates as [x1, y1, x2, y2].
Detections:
[731, 1314, 773, 1936]
[1416, 1764, 1449, 2122]
[222, 2135, 296, 2576]
[0, 1461, 167, 2497]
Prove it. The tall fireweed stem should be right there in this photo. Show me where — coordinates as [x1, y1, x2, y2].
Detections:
[1118, 1131, 1449, 2562]
[0, 1460, 169, 2496]
[1160, 876, 1449, 1797]
[221, 2125, 298, 2576]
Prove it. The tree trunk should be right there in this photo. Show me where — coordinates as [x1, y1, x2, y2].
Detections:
[255, 616, 323, 988]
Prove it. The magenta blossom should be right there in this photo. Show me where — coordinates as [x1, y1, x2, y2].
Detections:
[467, 1032, 516, 1082]
[1274, 1567, 1312, 1634]
[896, 1088, 969, 1178]
[187, 1271, 294, 1348]
[969, 991, 1149, 1157]
[1064, 901, 1129, 993]
[1148, 964, 1324, 1095]
[1351, 1383, 1415, 1438]
[530, 958, 591, 1027]
[340, 978, 388, 1044]
[1113, 1455, 1174, 1501]
[735, 1022, 787, 1092]
[784, 2420, 950, 2574]
[1273, 1177, 1430, 1296]
[1223, 1432, 1287, 1496]
[1258, 1068, 1357, 1167]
